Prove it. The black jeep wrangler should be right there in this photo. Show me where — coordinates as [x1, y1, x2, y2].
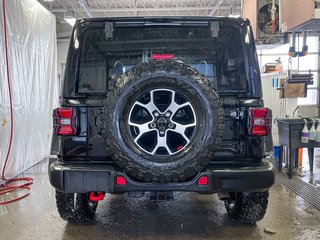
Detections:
[49, 17, 275, 224]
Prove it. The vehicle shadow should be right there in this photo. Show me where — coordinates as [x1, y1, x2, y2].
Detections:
[62, 192, 261, 240]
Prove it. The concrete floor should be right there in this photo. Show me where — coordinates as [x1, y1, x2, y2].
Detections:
[1, 160, 320, 240]
[299, 148, 320, 188]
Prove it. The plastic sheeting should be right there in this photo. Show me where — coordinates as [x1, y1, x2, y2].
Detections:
[0, 0, 58, 179]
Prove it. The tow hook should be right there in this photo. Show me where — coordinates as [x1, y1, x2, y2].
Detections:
[89, 192, 105, 202]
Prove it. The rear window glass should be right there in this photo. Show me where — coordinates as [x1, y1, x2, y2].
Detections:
[78, 37, 107, 93]
[78, 24, 247, 93]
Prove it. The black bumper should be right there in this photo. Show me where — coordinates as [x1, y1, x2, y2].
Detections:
[48, 159, 275, 193]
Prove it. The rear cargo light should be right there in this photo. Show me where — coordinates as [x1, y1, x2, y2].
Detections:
[53, 107, 77, 135]
[197, 176, 208, 185]
[116, 176, 127, 185]
[248, 108, 272, 136]
[151, 54, 174, 60]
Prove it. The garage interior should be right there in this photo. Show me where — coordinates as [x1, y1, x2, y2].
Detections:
[1, 0, 320, 239]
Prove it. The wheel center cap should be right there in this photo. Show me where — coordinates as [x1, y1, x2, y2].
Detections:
[157, 117, 168, 127]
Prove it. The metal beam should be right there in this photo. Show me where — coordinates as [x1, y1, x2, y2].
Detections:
[208, 0, 224, 16]
[220, 0, 240, 16]
[78, 0, 93, 18]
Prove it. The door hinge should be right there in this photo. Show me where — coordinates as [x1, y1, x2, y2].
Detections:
[229, 108, 245, 119]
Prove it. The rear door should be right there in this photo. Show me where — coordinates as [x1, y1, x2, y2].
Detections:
[75, 19, 259, 162]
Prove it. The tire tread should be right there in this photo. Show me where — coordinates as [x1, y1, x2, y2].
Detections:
[55, 191, 97, 223]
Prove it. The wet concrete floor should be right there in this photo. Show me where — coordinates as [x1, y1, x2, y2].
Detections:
[299, 148, 320, 188]
[1, 159, 320, 240]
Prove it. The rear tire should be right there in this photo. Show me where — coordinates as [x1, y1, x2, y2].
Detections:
[55, 191, 98, 223]
[224, 191, 269, 224]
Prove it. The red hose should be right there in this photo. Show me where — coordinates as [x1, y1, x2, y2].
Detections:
[272, 19, 276, 34]
[0, 0, 33, 205]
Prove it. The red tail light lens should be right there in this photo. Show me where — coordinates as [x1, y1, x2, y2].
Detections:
[248, 108, 272, 136]
[53, 107, 77, 135]
[56, 108, 73, 118]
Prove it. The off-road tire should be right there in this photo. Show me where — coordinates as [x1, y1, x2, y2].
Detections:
[55, 191, 98, 223]
[102, 60, 224, 183]
[224, 191, 269, 224]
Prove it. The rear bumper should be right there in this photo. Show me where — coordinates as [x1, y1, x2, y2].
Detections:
[48, 159, 275, 193]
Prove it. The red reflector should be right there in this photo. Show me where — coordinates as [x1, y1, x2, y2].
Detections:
[197, 176, 208, 185]
[151, 54, 174, 60]
[116, 176, 127, 185]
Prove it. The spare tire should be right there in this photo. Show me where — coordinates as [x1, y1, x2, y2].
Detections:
[102, 60, 224, 182]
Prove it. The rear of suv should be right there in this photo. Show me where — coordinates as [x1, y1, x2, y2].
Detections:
[49, 17, 275, 224]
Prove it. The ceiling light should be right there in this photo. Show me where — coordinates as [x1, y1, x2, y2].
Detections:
[229, 14, 241, 18]
[64, 11, 76, 26]
[64, 17, 76, 26]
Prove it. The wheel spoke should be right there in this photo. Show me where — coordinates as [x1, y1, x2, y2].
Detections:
[168, 122, 196, 143]
[134, 90, 161, 115]
[162, 89, 192, 115]
[169, 102, 193, 116]
[151, 132, 173, 155]
[128, 120, 155, 142]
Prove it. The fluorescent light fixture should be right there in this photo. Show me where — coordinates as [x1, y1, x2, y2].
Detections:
[64, 11, 76, 26]
[229, 14, 241, 18]
[64, 17, 76, 26]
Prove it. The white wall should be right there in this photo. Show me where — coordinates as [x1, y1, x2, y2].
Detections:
[0, 0, 58, 178]
[57, 42, 69, 66]
[258, 37, 319, 111]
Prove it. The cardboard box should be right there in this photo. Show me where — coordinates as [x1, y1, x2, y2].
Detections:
[279, 78, 305, 98]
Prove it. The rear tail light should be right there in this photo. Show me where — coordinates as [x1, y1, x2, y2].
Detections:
[53, 107, 77, 135]
[248, 108, 272, 136]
